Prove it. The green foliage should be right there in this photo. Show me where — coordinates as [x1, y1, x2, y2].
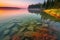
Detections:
[28, 0, 60, 9]
[42, 0, 60, 9]
[42, 0, 55, 9]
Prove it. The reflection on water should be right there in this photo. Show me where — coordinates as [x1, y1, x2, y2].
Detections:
[0, 9, 60, 40]
[28, 9, 60, 30]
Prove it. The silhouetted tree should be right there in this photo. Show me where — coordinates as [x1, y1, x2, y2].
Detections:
[28, 3, 42, 9]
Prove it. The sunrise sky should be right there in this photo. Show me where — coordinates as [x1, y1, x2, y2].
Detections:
[0, 0, 45, 8]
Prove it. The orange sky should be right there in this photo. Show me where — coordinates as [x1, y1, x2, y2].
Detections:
[0, 0, 29, 8]
[0, 0, 43, 8]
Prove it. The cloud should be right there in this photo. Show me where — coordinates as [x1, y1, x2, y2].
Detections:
[0, 0, 29, 8]
[0, 0, 43, 5]
[0, 0, 44, 8]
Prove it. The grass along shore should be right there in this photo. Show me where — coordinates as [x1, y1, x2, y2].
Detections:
[44, 9, 60, 18]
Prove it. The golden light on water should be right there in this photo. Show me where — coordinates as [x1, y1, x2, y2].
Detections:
[0, 9, 28, 20]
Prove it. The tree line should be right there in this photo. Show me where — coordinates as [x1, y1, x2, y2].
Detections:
[42, 0, 60, 9]
[28, 0, 60, 9]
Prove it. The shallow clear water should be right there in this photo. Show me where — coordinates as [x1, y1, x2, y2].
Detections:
[0, 9, 60, 40]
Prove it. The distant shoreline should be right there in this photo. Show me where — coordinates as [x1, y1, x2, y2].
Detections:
[0, 7, 21, 9]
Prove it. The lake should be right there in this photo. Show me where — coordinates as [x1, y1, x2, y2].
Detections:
[0, 9, 60, 40]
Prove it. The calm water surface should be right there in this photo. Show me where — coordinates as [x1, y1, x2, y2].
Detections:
[0, 9, 60, 40]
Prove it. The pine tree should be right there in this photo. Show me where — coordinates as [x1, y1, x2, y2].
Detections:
[43, 0, 46, 8]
